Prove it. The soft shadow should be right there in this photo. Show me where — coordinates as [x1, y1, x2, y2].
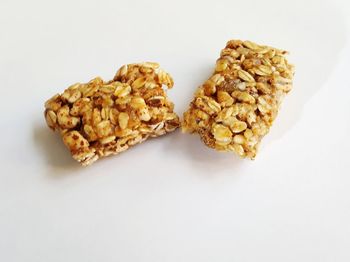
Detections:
[32, 124, 81, 173]
[164, 130, 245, 174]
[265, 2, 347, 140]
[174, 2, 348, 158]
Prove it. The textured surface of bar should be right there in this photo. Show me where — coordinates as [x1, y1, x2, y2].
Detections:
[44, 62, 180, 165]
[183, 40, 294, 158]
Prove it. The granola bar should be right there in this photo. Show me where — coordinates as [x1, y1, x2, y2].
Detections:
[182, 40, 294, 159]
[44, 62, 180, 166]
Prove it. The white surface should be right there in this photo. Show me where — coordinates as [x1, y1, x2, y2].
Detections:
[1, 0, 350, 261]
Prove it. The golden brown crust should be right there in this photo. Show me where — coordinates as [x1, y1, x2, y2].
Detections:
[44, 62, 180, 166]
[182, 40, 294, 158]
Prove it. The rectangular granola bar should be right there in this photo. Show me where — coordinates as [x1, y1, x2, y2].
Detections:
[182, 40, 294, 158]
[44, 62, 180, 166]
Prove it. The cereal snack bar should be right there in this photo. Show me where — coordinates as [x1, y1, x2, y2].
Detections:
[44, 62, 180, 166]
[182, 40, 294, 158]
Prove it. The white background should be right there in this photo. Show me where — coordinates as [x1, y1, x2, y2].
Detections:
[1, 0, 350, 261]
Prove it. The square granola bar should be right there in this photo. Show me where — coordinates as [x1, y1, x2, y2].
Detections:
[44, 62, 180, 166]
[182, 40, 294, 158]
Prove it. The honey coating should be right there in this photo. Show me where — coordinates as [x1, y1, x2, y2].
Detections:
[182, 40, 294, 158]
[44, 62, 180, 165]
